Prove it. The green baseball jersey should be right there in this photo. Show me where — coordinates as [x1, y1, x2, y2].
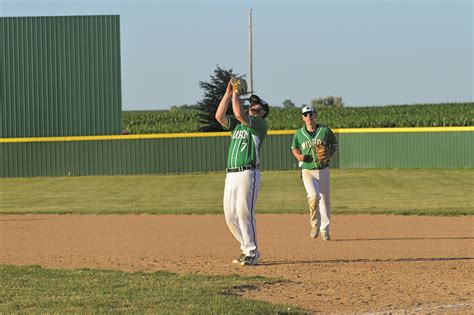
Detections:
[224, 115, 268, 169]
[291, 125, 338, 170]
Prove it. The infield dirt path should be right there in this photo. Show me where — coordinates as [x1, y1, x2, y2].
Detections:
[1, 214, 473, 314]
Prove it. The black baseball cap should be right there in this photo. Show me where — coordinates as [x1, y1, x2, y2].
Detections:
[249, 94, 269, 118]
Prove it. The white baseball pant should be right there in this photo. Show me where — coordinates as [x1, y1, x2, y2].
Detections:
[223, 169, 260, 257]
[302, 167, 331, 233]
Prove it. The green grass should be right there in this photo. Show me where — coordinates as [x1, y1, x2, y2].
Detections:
[0, 169, 472, 216]
[1, 170, 472, 313]
[0, 265, 302, 314]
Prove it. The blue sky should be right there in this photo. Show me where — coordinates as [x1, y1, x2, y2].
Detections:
[1, 0, 472, 110]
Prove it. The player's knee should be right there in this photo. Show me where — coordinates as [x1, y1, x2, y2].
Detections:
[307, 196, 319, 208]
[236, 210, 250, 222]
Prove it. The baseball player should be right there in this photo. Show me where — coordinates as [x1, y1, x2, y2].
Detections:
[291, 105, 337, 241]
[215, 81, 269, 266]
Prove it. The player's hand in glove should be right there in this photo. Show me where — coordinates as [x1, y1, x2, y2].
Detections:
[230, 77, 247, 96]
[316, 144, 332, 163]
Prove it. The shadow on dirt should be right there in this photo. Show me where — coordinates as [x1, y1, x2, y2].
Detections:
[259, 256, 474, 266]
[333, 236, 474, 241]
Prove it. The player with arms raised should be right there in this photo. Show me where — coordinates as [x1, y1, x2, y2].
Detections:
[215, 79, 269, 266]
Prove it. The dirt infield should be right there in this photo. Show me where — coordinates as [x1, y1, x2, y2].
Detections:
[1, 214, 473, 314]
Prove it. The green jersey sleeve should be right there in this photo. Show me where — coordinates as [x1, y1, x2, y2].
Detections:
[248, 115, 267, 139]
[291, 131, 300, 150]
[326, 128, 338, 153]
[224, 116, 239, 131]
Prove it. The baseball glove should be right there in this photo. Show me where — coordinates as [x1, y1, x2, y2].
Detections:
[315, 144, 331, 163]
[230, 77, 247, 96]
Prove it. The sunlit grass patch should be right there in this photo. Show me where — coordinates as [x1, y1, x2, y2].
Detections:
[0, 265, 303, 314]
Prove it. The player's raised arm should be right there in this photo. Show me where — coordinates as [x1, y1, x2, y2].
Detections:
[232, 92, 250, 126]
[215, 81, 233, 127]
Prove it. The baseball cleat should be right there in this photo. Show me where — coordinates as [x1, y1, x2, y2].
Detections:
[322, 231, 331, 241]
[232, 254, 246, 264]
[240, 252, 260, 266]
[310, 226, 320, 239]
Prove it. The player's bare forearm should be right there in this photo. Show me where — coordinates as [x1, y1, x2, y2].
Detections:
[215, 91, 232, 127]
[292, 148, 305, 161]
[232, 93, 250, 126]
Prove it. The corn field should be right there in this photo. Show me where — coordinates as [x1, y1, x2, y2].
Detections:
[123, 103, 473, 134]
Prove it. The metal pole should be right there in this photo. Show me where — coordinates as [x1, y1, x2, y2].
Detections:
[248, 9, 253, 94]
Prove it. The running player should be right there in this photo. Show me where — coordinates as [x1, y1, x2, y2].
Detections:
[215, 81, 269, 266]
[291, 105, 337, 241]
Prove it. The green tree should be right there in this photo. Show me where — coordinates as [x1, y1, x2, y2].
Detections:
[282, 99, 295, 108]
[310, 96, 344, 108]
[177, 104, 198, 110]
[196, 66, 243, 131]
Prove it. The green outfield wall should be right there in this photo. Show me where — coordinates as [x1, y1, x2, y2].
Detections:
[0, 127, 472, 177]
[0, 15, 122, 138]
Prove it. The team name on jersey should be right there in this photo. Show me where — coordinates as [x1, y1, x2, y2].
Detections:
[301, 138, 324, 150]
[232, 130, 249, 139]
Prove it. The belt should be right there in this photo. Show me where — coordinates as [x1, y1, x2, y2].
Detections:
[226, 165, 257, 173]
[305, 166, 328, 171]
